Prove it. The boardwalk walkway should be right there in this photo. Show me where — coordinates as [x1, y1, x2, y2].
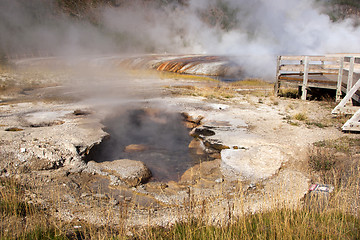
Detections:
[275, 54, 360, 131]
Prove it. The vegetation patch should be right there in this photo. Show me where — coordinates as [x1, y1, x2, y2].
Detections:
[309, 136, 360, 187]
[278, 88, 299, 99]
[305, 121, 327, 128]
[293, 112, 308, 121]
[137, 209, 360, 240]
[159, 71, 216, 82]
[230, 78, 272, 87]
[309, 147, 336, 172]
[313, 136, 360, 154]
[166, 85, 237, 100]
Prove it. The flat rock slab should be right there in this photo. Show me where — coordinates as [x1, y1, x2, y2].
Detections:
[86, 159, 152, 187]
[221, 145, 285, 181]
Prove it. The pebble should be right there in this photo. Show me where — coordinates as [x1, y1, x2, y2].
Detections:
[215, 178, 224, 183]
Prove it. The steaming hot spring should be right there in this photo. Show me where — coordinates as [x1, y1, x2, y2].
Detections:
[84, 108, 213, 182]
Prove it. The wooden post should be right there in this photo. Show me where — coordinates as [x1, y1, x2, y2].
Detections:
[301, 56, 309, 100]
[347, 56, 355, 93]
[336, 57, 344, 102]
[274, 56, 281, 97]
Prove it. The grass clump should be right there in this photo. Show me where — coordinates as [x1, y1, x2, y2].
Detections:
[293, 112, 308, 121]
[305, 121, 327, 128]
[0, 179, 34, 217]
[278, 88, 299, 99]
[309, 147, 336, 172]
[0, 178, 69, 239]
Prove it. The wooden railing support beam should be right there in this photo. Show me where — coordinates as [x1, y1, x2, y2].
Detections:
[301, 56, 309, 100]
[347, 56, 355, 93]
[274, 56, 281, 97]
[336, 57, 344, 102]
[332, 78, 360, 115]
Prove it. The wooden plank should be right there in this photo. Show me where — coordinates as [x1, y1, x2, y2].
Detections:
[279, 75, 338, 84]
[280, 72, 338, 76]
[319, 64, 341, 69]
[301, 56, 310, 100]
[332, 78, 360, 115]
[274, 56, 281, 97]
[278, 80, 337, 89]
[336, 57, 344, 102]
[279, 65, 338, 73]
[341, 85, 360, 103]
[347, 56, 355, 93]
[308, 56, 339, 62]
[280, 55, 339, 61]
[309, 68, 338, 74]
[280, 56, 305, 61]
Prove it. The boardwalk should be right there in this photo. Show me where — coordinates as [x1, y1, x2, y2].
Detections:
[275, 54, 360, 131]
[275, 55, 360, 102]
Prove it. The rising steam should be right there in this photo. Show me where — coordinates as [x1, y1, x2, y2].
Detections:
[1, 0, 360, 77]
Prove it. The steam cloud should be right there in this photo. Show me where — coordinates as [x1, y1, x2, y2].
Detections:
[1, 0, 360, 77]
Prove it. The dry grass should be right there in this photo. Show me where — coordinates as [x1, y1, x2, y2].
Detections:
[0, 178, 64, 239]
[278, 88, 299, 99]
[1, 142, 360, 240]
[229, 78, 272, 87]
[293, 112, 308, 121]
[163, 78, 273, 100]
[158, 71, 216, 82]
[165, 85, 237, 100]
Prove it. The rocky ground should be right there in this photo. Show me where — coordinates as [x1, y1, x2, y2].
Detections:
[0, 57, 356, 229]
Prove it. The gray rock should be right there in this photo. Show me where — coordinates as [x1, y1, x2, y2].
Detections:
[221, 145, 285, 181]
[85, 159, 152, 187]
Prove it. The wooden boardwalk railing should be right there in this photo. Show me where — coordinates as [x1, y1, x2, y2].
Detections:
[275, 54, 360, 131]
[275, 55, 360, 101]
